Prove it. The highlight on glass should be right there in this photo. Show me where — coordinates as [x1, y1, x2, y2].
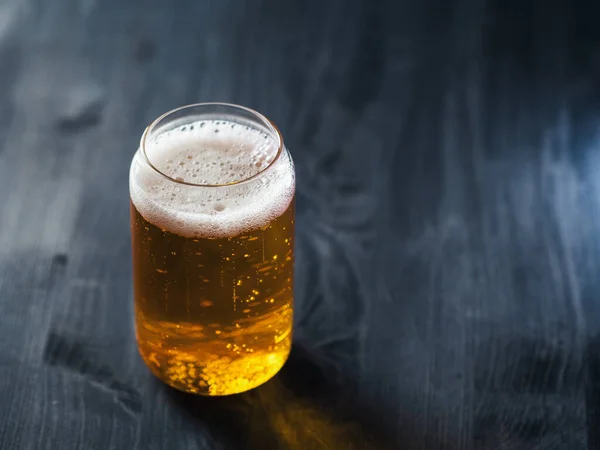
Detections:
[129, 103, 295, 395]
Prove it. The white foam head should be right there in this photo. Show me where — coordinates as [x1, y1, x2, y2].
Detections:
[129, 119, 295, 238]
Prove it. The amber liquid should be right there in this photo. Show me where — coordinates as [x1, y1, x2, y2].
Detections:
[130, 200, 294, 395]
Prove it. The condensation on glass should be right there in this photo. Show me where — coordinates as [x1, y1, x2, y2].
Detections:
[129, 103, 295, 395]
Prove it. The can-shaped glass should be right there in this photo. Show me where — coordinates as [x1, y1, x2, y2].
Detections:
[129, 103, 295, 395]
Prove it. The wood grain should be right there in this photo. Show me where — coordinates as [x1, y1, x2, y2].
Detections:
[0, 0, 599, 448]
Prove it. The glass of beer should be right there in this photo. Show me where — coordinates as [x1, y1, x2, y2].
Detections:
[129, 103, 295, 395]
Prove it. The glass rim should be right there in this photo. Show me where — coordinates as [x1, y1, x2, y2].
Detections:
[140, 102, 284, 188]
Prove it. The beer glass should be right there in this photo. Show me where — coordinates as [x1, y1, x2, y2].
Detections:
[129, 103, 295, 395]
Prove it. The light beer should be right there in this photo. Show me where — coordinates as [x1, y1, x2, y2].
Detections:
[129, 105, 295, 395]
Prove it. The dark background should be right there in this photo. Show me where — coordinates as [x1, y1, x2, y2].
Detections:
[1, 0, 599, 448]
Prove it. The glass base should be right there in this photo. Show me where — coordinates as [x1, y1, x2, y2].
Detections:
[138, 338, 291, 396]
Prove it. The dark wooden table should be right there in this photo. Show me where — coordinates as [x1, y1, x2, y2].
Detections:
[1, 0, 599, 448]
